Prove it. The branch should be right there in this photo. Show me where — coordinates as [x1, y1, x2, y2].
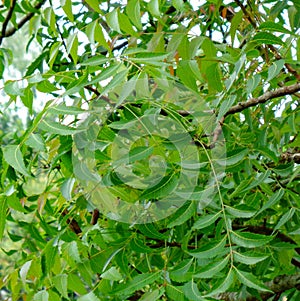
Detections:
[0, 0, 17, 46]
[224, 82, 300, 117]
[218, 274, 300, 301]
[1, 0, 46, 39]
[61, 209, 82, 234]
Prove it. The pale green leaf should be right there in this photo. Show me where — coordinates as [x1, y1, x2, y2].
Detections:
[33, 291, 49, 301]
[61, 178, 75, 200]
[25, 133, 46, 151]
[169, 259, 193, 282]
[148, 0, 160, 17]
[78, 292, 100, 301]
[139, 288, 165, 301]
[61, 0, 74, 21]
[257, 189, 285, 215]
[2, 145, 31, 177]
[106, 9, 121, 33]
[53, 274, 68, 298]
[38, 120, 82, 135]
[48, 104, 86, 115]
[217, 148, 248, 166]
[140, 172, 179, 199]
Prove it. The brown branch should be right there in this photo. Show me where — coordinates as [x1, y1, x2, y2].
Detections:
[0, 0, 17, 46]
[219, 273, 300, 301]
[234, 0, 256, 28]
[91, 209, 100, 225]
[2, 0, 46, 39]
[61, 209, 82, 234]
[224, 82, 300, 117]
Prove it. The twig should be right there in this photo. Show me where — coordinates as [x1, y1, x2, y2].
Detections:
[0, 0, 17, 46]
[224, 82, 300, 117]
[91, 209, 100, 225]
[2, 0, 46, 39]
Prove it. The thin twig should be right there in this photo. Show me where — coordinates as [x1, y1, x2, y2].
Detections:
[2, 0, 46, 39]
[0, 0, 17, 46]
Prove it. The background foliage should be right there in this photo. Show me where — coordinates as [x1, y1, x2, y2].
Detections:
[0, 0, 299, 300]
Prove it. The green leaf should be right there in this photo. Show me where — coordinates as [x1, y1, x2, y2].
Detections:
[137, 223, 167, 240]
[2, 145, 31, 177]
[25, 133, 46, 151]
[183, 280, 208, 301]
[33, 291, 49, 301]
[252, 32, 286, 46]
[259, 21, 293, 34]
[65, 241, 81, 263]
[66, 33, 78, 64]
[166, 284, 185, 301]
[48, 104, 86, 115]
[169, 259, 193, 282]
[140, 172, 179, 199]
[81, 55, 109, 66]
[217, 95, 236, 121]
[189, 237, 226, 259]
[194, 256, 229, 279]
[106, 9, 121, 33]
[225, 205, 256, 218]
[192, 212, 221, 230]
[78, 292, 100, 301]
[230, 231, 272, 248]
[61, 0, 74, 21]
[256, 189, 285, 215]
[0, 197, 7, 240]
[126, 0, 142, 30]
[274, 208, 295, 232]
[235, 268, 271, 292]
[53, 274, 68, 299]
[206, 63, 223, 93]
[38, 120, 82, 135]
[230, 10, 243, 43]
[130, 237, 153, 253]
[217, 148, 248, 166]
[139, 288, 165, 301]
[61, 178, 75, 200]
[267, 59, 285, 81]
[20, 86, 33, 114]
[114, 272, 161, 296]
[148, 0, 160, 17]
[233, 251, 268, 265]
[205, 269, 234, 297]
[67, 273, 87, 295]
[101, 266, 123, 281]
[84, 0, 101, 13]
[167, 201, 196, 228]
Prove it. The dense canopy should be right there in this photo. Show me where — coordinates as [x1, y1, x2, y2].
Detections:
[0, 0, 299, 300]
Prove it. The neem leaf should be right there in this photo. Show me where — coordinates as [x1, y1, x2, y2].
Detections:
[192, 212, 221, 230]
[235, 268, 271, 292]
[167, 201, 196, 228]
[252, 32, 285, 46]
[225, 204, 256, 218]
[2, 145, 31, 177]
[194, 256, 229, 279]
[48, 103, 86, 115]
[140, 172, 179, 199]
[230, 231, 272, 248]
[78, 292, 100, 301]
[189, 237, 227, 259]
[205, 269, 234, 297]
[39, 120, 82, 135]
[183, 280, 208, 301]
[114, 272, 161, 296]
[169, 259, 193, 283]
[233, 251, 269, 265]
